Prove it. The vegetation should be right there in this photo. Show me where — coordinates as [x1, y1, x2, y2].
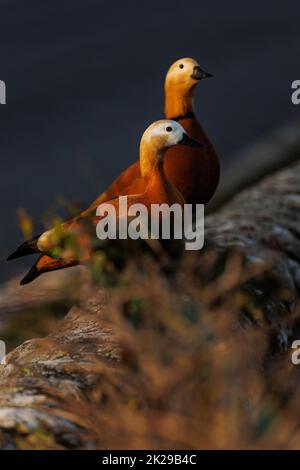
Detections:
[0, 159, 299, 449]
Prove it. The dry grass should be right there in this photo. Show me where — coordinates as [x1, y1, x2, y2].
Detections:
[37, 248, 300, 449]
[2, 235, 300, 449]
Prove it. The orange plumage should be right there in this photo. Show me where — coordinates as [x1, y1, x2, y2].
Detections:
[92, 57, 219, 207]
[9, 120, 201, 284]
[9, 57, 219, 284]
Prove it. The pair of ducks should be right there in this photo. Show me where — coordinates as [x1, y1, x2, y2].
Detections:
[8, 58, 220, 284]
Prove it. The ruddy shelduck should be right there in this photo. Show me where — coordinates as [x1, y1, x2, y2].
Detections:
[8, 120, 201, 284]
[92, 57, 219, 207]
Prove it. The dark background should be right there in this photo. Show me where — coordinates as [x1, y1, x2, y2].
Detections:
[0, 0, 299, 281]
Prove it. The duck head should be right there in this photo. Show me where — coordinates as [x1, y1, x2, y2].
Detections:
[140, 119, 202, 178]
[165, 57, 212, 119]
[166, 57, 212, 86]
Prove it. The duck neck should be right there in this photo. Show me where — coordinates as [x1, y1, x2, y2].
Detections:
[140, 140, 184, 204]
[164, 81, 196, 120]
[140, 141, 165, 184]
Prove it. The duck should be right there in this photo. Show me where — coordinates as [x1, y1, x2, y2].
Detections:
[8, 120, 201, 284]
[91, 57, 220, 207]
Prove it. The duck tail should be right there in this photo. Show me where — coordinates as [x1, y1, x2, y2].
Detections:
[20, 254, 78, 285]
[7, 234, 41, 261]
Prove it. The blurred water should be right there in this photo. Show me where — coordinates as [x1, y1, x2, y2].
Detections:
[0, 0, 300, 281]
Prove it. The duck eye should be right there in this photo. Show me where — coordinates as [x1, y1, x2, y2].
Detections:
[166, 126, 173, 132]
[179, 64, 184, 69]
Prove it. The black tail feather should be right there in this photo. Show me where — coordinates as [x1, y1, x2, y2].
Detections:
[20, 255, 79, 285]
[7, 235, 41, 261]
[20, 262, 43, 285]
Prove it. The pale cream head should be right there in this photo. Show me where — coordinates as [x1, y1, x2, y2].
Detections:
[141, 119, 186, 150]
[140, 120, 185, 177]
[140, 119, 201, 178]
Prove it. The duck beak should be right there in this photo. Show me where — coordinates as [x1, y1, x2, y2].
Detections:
[191, 66, 213, 80]
[178, 133, 203, 148]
